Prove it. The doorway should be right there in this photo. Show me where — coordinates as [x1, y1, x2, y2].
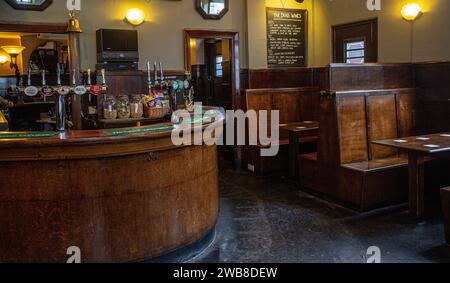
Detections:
[184, 29, 241, 166]
[332, 18, 378, 63]
[184, 30, 239, 110]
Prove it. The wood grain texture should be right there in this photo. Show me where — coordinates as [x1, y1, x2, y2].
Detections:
[242, 87, 320, 174]
[337, 95, 368, 164]
[329, 64, 414, 91]
[366, 94, 398, 159]
[0, 143, 219, 263]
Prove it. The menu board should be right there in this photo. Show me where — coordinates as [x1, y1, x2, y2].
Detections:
[266, 8, 307, 68]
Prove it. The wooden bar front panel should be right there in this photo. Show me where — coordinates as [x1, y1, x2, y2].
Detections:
[0, 144, 219, 263]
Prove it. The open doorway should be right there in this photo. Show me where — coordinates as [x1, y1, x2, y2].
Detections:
[189, 38, 232, 109]
[184, 30, 239, 111]
[184, 29, 241, 166]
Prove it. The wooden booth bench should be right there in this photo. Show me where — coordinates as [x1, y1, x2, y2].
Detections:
[242, 87, 320, 174]
[299, 88, 425, 210]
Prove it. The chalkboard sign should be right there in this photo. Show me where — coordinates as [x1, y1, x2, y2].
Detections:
[266, 8, 308, 68]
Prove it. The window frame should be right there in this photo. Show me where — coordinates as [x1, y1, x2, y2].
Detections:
[215, 55, 223, 78]
[343, 38, 366, 64]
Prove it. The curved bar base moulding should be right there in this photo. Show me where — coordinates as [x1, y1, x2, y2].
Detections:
[0, 137, 219, 262]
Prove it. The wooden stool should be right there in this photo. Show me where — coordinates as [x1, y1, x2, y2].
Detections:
[441, 187, 450, 245]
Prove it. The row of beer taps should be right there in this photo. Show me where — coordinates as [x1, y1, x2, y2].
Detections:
[15, 62, 108, 102]
[11, 62, 109, 132]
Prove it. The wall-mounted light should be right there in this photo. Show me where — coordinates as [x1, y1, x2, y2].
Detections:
[0, 55, 8, 65]
[125, 8, 145, 26]
[401, 3, 422, 21]
[1, 45, 26, 86]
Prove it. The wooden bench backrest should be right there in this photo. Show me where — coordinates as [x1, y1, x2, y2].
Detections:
[244, 87, 320, 140]
[322, 88, 419, 165]
[366, 93, 399, 160]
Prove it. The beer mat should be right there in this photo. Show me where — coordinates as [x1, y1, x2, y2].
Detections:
[424, 144, 440, 148]
[105, 125, 175, 136]
[0, 132, 58, 139]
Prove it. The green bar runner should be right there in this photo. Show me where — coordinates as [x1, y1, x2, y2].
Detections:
[0, 132, 58, 139]
[105, 125, 175, 136]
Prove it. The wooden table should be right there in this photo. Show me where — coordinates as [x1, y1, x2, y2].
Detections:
[374, 133, 450, 220]
[280, 121, 319, 179]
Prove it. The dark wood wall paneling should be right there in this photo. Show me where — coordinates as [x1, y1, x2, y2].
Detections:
[414, 62, 450, 133]
[328, 63, 414, 91]
[244, 68, 327, 89]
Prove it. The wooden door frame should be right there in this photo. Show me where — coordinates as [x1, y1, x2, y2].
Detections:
[332, 18, 378, 63]
[184, 29, 242, 168]
[0, 20, 83, 130]
[184, 29, 240, 105]
[0, 21, 67, 34]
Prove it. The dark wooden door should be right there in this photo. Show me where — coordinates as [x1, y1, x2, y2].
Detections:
[332, 19, 378, 63]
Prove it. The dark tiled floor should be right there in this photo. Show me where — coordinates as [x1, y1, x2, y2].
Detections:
[192, 161, 450, 263]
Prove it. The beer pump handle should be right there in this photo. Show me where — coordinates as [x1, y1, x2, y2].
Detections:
[72, 69, 77, 85]
[87, 69, 92, 85]
[147, 61, 151, 84]
[101, 69, 106, 85]
[57, 64, 62, 86]
[41, 69, 46, 86]
[159, 62, 164, 82]
[27, 62, 32, 86]
[154, 61, 158, 83]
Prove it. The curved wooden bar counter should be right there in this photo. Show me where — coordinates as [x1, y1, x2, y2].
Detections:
[0, 121, 220, 262]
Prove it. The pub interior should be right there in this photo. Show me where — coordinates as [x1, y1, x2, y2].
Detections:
[0, 0, 450, 264]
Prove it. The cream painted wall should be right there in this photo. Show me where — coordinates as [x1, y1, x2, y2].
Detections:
[1, 0, 449, 71]
[246, 0, 331, 69]
[0, 0, 248, 70]
[327, 0, 450, 63]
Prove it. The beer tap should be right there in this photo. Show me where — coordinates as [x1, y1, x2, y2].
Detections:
[147, 61, 152, 95]
[41, 69, 54, 102]
[55, 63, 68, 132]
[56, 64, 70, 96]
[23, 62, 38, 97]
[87, 69, 92, 102]
[101, 69, 108, 101]
[153, 61, 159, 90]
[73, 69, 87, 100]
[159, 62, 165, 86]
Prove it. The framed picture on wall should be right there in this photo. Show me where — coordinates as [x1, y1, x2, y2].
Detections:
[266, 8, 308, 68]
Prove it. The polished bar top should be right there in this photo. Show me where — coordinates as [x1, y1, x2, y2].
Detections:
[0, 123, 176, 148]
[373, 133, 450, 154]
[0, 108, 224, 148]
[0, 111, 7, 131]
